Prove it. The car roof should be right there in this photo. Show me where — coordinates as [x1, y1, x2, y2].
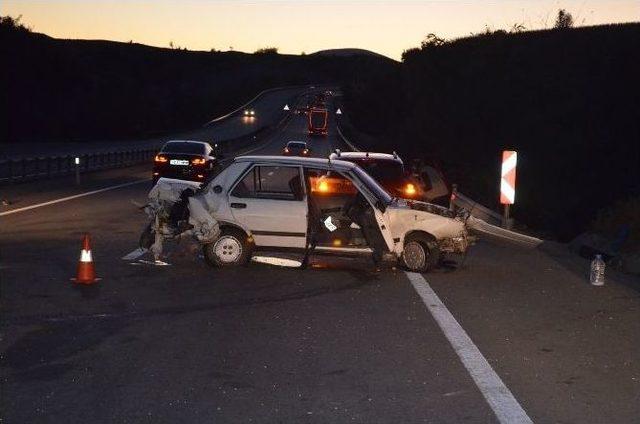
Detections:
[330, 151, 403, 164]
[234, 155, 357, 172]
[286, 140, 307, 145]
[164, 140, 210, 146]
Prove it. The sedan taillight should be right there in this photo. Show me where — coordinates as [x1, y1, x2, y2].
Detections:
[154, 155, 168, 163]
[191, 158, 206, 165]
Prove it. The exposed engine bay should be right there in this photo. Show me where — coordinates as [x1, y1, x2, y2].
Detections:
[141, 179, 219, 260]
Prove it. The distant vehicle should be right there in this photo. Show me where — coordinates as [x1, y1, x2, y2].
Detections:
[141, 156, 471, 272]
[308, 108, 328, 136]
[329, 150, 423, 200]
[153, 140, 217, 184]
[243, 109, 255, 117]
[283, 141, 311, 156]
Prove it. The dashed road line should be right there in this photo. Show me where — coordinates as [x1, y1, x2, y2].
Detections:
[0, 180, 147, 216]
[405, 271, 532, 424]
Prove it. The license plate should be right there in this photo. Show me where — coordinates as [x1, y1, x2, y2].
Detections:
[170, 159, 189, 166]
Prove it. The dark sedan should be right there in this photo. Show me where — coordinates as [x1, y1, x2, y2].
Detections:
[152, 140, 217, 184]
[282, 140, 310, 156]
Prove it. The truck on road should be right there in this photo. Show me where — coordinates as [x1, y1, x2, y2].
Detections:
[308, 108, 328, 136]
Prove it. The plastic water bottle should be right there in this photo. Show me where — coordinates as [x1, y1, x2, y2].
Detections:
[590, 254, 605, 286]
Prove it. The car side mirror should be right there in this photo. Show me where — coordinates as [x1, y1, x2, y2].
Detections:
[375, 200, 386, 213]
[213, 185, 223, 194]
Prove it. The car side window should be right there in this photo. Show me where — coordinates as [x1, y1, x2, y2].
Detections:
[304, 168, 357, 196]
[231, 165, 302, 200]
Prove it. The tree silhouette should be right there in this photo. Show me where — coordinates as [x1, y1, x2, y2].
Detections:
[254, 47, 278, 55]
[554, 9, 574, 29]
[420, 33, 445, 49]
[0, 15, 32, 33]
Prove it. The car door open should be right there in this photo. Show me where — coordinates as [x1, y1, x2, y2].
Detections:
[228, 164, 307, 248]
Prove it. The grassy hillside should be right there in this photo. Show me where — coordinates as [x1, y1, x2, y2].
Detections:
[343, 23, 640, 241]
[1, 22, 393, 143]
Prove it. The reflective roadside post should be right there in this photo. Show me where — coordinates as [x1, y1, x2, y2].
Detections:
[75, 156, 81, 185]
[500, 151, 517, 229]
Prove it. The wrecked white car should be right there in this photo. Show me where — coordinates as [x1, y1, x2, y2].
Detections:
[140, 156, 472, 272]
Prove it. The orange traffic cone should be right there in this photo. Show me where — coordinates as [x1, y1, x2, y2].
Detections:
[74, 233, 97, 284]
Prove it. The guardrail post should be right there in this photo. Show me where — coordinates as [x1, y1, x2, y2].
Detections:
[502, 204, 513, 229]
[9, 160, 14, 183]
[75, 157, 80, 185]
[449, 184, 458, 211]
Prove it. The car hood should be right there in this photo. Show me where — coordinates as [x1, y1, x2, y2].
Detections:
[395, 198, 456, 219]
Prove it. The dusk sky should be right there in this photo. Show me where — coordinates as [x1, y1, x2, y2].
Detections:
[3, 0, 639, 59]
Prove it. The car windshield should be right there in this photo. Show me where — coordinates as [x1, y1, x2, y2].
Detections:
[352, 159, 403, 181]
[288, 142, 306, 149]
[351, 165, 393, 206]
[162, 142, 204, 154]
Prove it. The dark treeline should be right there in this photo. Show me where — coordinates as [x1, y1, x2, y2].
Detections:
[343, 23, 640, 240]
[1, 21, 392, 143]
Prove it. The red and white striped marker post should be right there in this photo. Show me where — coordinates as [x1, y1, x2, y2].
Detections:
[500, 150, 517, 228]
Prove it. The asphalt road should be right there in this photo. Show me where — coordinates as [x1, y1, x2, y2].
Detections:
[1, 93, 639, 424]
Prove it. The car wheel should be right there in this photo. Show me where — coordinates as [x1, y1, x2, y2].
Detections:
[401, 233, 439, 273]
[203, 227, 252, 268]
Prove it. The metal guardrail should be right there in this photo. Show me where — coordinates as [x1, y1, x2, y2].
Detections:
[453, 192, 503, 226]
[0, 149, 156, 183]
[336, 125, 361, 152]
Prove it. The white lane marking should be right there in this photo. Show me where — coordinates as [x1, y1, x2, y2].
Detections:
[405, 272, 533, 424]
[122, 248, 148, 261]
[0, 180, 147, 216]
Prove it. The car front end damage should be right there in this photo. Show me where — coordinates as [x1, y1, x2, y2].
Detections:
[391, 199, 473, 255]
[142, 178, 220, 260]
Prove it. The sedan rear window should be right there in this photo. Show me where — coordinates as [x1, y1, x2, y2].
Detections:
[287, 142, 306, 149]
[161, 142, 205, 154]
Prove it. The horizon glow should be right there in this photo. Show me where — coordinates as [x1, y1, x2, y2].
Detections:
[2, 0, 639, 60]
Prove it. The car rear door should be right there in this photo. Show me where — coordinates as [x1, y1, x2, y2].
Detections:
[228, 164, 307, 248]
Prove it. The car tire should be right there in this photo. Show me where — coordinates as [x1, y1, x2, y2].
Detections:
[401, 233, 440, 273]
[203, 227, 252, 268]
